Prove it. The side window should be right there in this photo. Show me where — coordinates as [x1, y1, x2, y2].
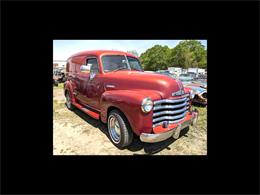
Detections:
[87, 58, 99, 74]
[127, 56, 143, 71]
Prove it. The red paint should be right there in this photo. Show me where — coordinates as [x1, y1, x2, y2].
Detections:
[64, 50, 195, 136]
[153, 112, 193, 134]
[73, 102, 100, 120]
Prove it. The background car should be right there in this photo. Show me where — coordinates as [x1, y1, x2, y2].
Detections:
[187, 72, 197, 79]
[184, 83, 207, 106]
[178, 73, 194, 83]
[156, 70, 177, 79]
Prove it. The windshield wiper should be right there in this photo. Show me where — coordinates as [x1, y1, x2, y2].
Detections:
[131, 68, 142, 71]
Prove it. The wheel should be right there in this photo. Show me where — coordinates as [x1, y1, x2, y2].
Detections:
[108, 110, 133, 149]
[65, 91, 75, 110]
[53, 80, 58, 86]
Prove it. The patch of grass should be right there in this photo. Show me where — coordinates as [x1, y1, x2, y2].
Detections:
[53, 83, 64, 89]
[53, 99, 65, 111]
[191, 105, 207, 132]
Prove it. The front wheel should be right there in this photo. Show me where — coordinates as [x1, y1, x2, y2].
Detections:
[108, 110, 133, 149]
[65, 91, 75, 110]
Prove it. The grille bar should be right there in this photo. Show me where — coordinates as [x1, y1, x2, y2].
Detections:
[153, 96, 190, 127]
[154, 101, 189, 111]
[154, 96, 188, 105]
[152, 115, 187, 127]
[153, 112, 187, 123]
[153, 106, 188, 117]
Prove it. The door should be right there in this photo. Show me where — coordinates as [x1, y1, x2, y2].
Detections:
[78, 57, 101, 110]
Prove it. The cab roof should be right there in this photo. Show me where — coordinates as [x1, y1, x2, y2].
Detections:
[69, 50, 137, 59]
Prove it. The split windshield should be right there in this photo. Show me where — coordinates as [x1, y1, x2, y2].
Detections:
[102, 55, 143, 72]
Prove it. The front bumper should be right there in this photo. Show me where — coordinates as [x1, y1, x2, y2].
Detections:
[140, 110, 199, 143]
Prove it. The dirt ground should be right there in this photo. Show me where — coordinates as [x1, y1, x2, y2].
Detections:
[53, 85, 207, 155]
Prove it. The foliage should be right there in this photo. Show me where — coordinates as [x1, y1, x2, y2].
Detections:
[139, 40, 207, 71]
[139, 45, 171, 71]
[170, 40, 207, 69]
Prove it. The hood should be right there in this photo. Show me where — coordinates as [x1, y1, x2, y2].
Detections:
[184, 84, 206, 95]
[104, 70, 185, 99]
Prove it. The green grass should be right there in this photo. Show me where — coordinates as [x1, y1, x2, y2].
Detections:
[191, 105, 207, 131]
[53, 83, 64, 89]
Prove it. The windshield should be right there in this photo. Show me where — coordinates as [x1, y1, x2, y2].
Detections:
[102, 55, 143, 72]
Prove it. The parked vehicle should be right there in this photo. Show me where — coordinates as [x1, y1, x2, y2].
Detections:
[183, 83, 207, 106]
[187, 68, 206, 77]
[178, 73, 194, 82]
[168, 67, 182, 77]
[156, 70, 177, 79]
[192, 80, 207, 89]
[196, 74, 207, 80]
[53, 68, 66, 83]
[187, 72, 197, 79]
[178, 74, 207, 106]
[64, 50, 199, 148]
[53, 75, 59, 86]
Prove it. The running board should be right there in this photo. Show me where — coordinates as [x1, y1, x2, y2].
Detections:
[73, 102, 100, 120]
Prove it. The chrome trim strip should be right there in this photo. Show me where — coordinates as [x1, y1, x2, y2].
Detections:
[154, 97, 188, 105]
[106, 84, 115, 88]
[153, 107, 188, 117]
[153, 112, 187, 123]
[153, 102, 189, 111]
[152, 117, 186, 127]
[140, 129, 175, 143]
[141, 114, 196, 143]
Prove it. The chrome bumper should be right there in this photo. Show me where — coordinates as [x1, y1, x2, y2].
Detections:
[140, 110, 199, 143]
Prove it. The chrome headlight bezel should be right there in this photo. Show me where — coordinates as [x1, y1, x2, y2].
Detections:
[190, 89, 196, 99]
[141, 98, 153, 113]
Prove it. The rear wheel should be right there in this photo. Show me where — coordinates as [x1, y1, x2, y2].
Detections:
[65, 91, 75, 110]
[53, 80, 58, 86]
[108, 110, 133, 149]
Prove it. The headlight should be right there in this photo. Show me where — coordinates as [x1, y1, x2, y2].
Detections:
[141, 98, 153, 113]
[190, 89, 195, 99]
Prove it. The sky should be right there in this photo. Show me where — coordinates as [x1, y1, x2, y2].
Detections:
[53, 40, 207, 60]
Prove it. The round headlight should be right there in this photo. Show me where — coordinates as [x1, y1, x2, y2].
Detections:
[141, 98, 153, 113]
[190, 89, 195, 99]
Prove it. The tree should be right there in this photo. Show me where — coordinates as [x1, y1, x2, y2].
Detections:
[170, 40, 207, 69]
[127, 50, 139, 57]
[139, 45, 171, 71]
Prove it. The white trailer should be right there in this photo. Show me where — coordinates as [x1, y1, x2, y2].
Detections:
[188, 68, 206, 76]
[168, 67, 182, 77]
[198, 68, 206, 75]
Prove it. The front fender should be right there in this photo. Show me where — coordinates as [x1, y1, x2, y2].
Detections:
[100, 90, 161, 135]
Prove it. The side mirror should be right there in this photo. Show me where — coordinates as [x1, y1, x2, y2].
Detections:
[80, 64, 91, 72]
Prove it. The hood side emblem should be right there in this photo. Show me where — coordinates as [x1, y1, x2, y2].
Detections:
[172, 90, 185, 96]
[172, 80, 185, 96]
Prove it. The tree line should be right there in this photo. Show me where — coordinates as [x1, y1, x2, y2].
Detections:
[128, 40, 207, 71]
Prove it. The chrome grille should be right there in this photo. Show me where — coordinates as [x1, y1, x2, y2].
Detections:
[153, 95, 190, 127]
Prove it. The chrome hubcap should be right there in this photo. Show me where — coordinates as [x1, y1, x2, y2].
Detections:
[108, 116, 121, 144]
[66, 93, 71, 108]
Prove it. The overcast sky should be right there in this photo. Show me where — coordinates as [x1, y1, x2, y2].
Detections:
[53, 40, 207, 60]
